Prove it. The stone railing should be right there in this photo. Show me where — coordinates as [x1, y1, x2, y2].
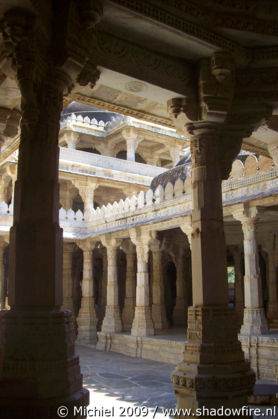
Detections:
[60, 112, 184, 140]
[0, 169, 277, 238]
[60, 113, 108, 132]
[59, 147, 167, 185]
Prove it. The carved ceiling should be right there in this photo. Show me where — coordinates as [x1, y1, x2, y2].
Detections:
[0, 0, 278, 159]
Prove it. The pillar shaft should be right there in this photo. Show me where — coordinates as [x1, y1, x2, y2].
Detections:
[0, 242, 6, 310]
[62, 242, 75, 312]
[234, 212, 269, 335]
[77, 243, 98, 343]
[0, 9, 89, 414]
[171, 126, 255, 412]
[101, 243, 122, 333]
[122, 250, 136, 331]
[151, 249, 168, 330]
[131, 240, 154, 336]
[173, 250, 187, 326]
[267, 249, 278, 327]
[231, 247, 244, 325]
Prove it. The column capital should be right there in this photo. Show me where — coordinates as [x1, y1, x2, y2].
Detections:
[232, 205, 261, 232]
[76, 239, 96, 253]
[130, 228, 154, 262]
[61, 131, 80, 149]
[100, 235, 121, 250]
[121, 239, 136, 255]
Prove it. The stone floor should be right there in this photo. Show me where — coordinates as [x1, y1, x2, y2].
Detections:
[78, 345, 278, 419]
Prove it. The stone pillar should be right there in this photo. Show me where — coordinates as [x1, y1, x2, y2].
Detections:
[173, 220, 192, 326]
[150, 238, 168, 330]
[76, 240, 98, 343]
[0, 4, 102, 414]
[230, 246, 244, 325]
[233, 206, 269, 335]
[6, 164, 17, 206]
[63, 130, 79, 149]
[73, 178, 98, 215]
[173, 247, 187, 326]
[122, 127, 143, 162]
[122, 241, 136, 331]
[169, 145, 182, 166]
[265, 243, 278, 328]
[130, 229, 154, 336]
[267, 142, 278, 167]
[99, 247, 107, 326]
[62, 242, 75, 312]
[168, 122, 255, 412]
[101, 237, 122, 333]
[0, 239, 8, 310]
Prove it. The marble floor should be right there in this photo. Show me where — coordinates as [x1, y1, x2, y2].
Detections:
[78, 345, 278, 419]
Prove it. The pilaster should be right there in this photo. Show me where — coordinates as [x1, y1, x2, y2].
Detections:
[233, 206, 269, 335]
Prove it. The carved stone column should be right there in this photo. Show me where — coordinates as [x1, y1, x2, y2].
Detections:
[76, 240, 98, 343]
[266, 245, 278, 328]
[62, 242, 75, 312]
[72, 178, 98, 215]
[150, 238, 168, 330]
[168, 48, 257, 410]
[230, 246, 244, 326]
[233, 206, 269, 335]
[0, 2, 105, 413]
[63, 131, 79, 149]
[122, 127, 143, 162]
[121, 241, 136, 331]
[173, 219, 192, 327]
[101, 237, 122, 333]
[173, 247, 187, 327]
[0, 238, 8, 310]
[130, 229, 154, 336]
[99, 247, 107, 326]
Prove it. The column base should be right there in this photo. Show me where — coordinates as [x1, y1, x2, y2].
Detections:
[122, 299, 135, 331]
[172, 306, 255, 416]
[0, 309, 89, 419]
[240, 308, 269, 335]
[101, 306, 122, 333]
[152, 303, 168, 330]
[173, 297, 187, 326]
[131, 306, 154, 336]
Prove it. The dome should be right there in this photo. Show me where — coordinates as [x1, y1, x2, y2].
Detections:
[61, 101, 120, 123]
[150, 160, 191, 191]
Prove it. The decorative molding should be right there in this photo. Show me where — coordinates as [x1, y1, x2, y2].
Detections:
[109, 0, 247, 60]
[68, 93, 175, 127]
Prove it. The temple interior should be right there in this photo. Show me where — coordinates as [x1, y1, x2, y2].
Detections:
[0, 1, 278, 418]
